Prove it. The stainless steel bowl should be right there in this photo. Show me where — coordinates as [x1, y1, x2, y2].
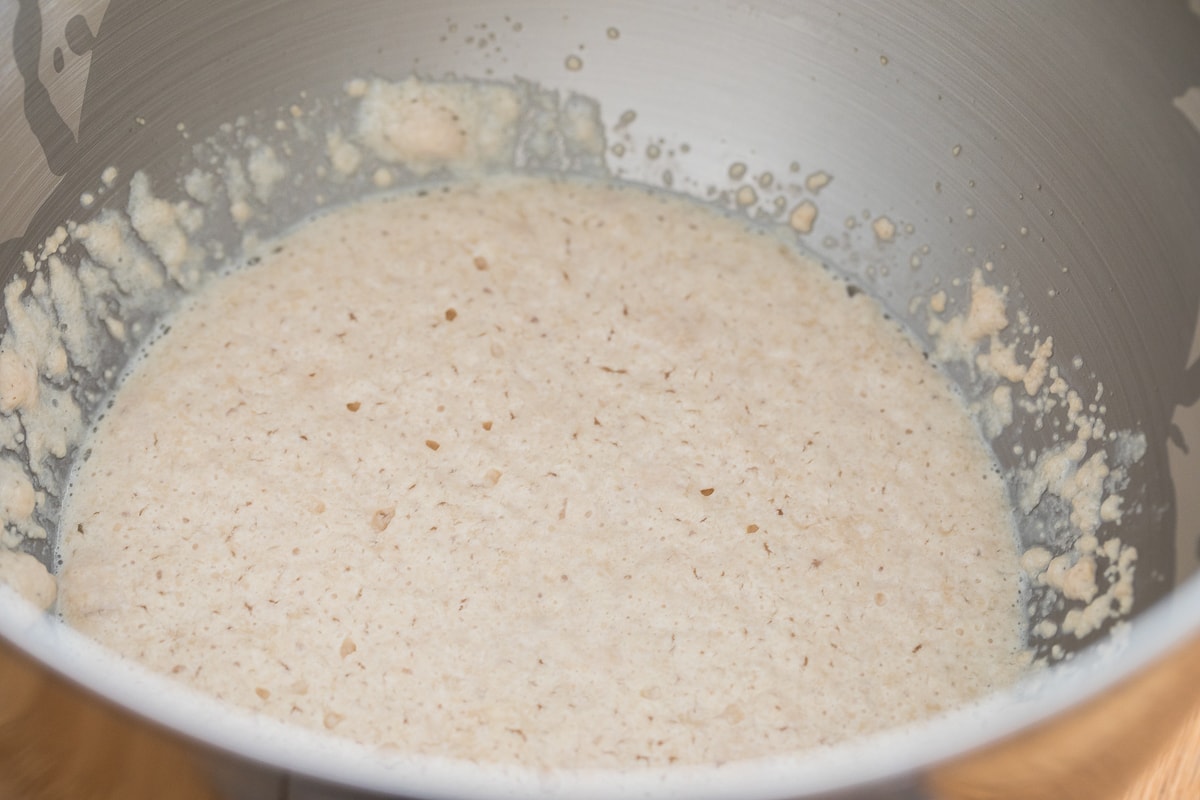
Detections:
[2, 1, 1200, 798]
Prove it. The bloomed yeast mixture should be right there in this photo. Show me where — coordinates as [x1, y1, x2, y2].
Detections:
[58, 177, 1025, 768]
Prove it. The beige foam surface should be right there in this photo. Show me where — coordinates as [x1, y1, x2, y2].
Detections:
[58, 178, 1024, 768]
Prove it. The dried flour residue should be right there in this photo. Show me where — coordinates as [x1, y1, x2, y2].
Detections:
[927, 267, 1144, 651]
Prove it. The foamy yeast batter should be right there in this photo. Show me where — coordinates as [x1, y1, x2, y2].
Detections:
[58, 177, 1026, 768]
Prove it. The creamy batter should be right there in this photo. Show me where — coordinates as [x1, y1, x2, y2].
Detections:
[57, 177, 1025, 768]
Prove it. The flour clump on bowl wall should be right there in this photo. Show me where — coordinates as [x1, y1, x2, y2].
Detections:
[924, 268, 1145, 652]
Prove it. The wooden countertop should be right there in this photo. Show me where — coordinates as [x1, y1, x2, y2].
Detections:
[1120, 702, 1200, 800]
[929, 635, 1200, 800]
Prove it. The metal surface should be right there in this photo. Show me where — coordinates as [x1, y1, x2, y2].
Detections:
[2, 1, 1200, 798]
